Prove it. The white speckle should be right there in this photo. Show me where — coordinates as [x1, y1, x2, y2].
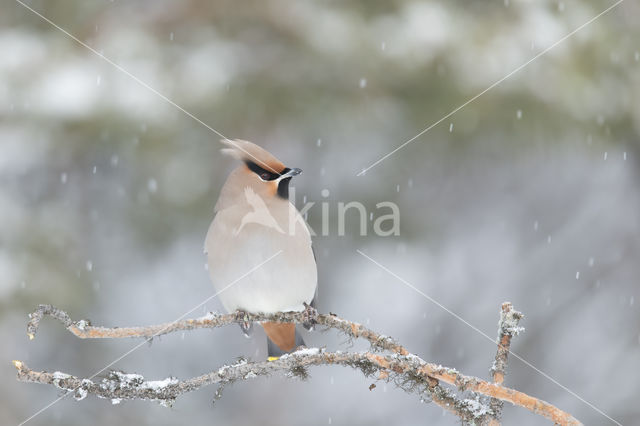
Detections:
[302, 195, 307, 203]
[74, 381, 91, 401]
[366, 317, 370, 325]
[111, 398, 122, 405]
[321, 189, 330, 198]
[147, 178, 158, 193]
[92, 166, 97, 174]
[558, 1, 565, 12]
[533, 221, 539, 231]
[110, 155, 119, 167]
[200, 311, 217, 320]
[52, 371, 71, 389]
[408, 179, 413, 188]
[635, 51, 639, 61]
[623, 152, 627, 161]
[547, 235, 552, 244]
[630, 296, 635, 306]
[328, 418, 332, 425]
[143, 377, 178, 390]
[169, 32, 174, 41]
[60, 173, 68, 184]
[291, 347, 320, 356]
[449, 123, 453, 132]
[603, 151, 608, 161]
[396, 184, 400, 192]
[369, 212, 373, 221]
[381, 41, 386, 51]
[53, 371, 71, 380]
[359, 78, 367, 88]
[316, 138, 322, 147]
[85, 260, 93, 271]
[588, 257, 594, 267]
[516, 109, 522, 119]
[530, 41, 535, 50]
[575, 271, 580, 280]
[96, 75, 101, 86]
[204, 263, 208, 271]
[330, 376, 334, 385]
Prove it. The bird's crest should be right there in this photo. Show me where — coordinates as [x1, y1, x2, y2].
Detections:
[220, 139, 285, 174]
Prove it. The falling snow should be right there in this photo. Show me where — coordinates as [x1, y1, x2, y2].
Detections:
[148, 178, 158, 193]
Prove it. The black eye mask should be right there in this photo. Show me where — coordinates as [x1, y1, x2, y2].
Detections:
[245, 160, 289, 181]
[245, 161, 292, 199]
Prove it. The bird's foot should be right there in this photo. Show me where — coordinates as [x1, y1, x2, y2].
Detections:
[302, 302, 318, 331]
[235, 310, 253, 337]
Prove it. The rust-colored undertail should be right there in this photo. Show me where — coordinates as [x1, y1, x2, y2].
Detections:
[262, 322, 297, 352]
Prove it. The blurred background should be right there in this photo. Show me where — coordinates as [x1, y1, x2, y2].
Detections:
[2, 0, 639, 424]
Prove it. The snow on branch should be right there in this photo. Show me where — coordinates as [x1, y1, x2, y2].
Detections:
[488, 302, 524, 425]
[15, 303, 580, 425]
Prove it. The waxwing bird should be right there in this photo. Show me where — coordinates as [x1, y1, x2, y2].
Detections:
[205, 139, 317, 359]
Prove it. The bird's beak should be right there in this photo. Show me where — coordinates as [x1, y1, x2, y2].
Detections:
[279, 168, 302, 179]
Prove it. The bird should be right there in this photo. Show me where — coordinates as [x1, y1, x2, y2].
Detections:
[205, 139, 317, 359]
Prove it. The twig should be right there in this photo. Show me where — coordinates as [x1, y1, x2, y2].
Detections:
[18, 304, 579, 425]
[488, 302, 524, 425]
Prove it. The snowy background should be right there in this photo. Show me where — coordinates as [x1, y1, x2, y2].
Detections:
[2, 0, 639, 425]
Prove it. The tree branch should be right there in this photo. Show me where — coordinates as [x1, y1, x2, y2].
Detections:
[17, 304, 579, 425]
[488, 302, 524, 425]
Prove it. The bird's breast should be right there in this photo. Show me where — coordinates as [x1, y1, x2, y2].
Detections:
[205, 202, 317, 314]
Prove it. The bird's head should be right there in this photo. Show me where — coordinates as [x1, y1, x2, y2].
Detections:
[217, 139, 302, 208]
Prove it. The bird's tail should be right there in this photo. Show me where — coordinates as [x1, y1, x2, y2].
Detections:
[262, 322, 305, 360]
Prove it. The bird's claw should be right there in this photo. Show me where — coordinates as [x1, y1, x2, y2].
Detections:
[302, 302, 318, 331]
[235, 310, 253, 337]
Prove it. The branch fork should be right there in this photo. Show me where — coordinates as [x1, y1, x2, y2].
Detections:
[15, 303, 580, 425]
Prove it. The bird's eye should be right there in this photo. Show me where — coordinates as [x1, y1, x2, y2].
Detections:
[260, 172, 271, 180]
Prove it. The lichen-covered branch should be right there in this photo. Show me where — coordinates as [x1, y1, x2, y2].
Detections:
[18, 304, 579, 425]
[488, 302, 524, 425]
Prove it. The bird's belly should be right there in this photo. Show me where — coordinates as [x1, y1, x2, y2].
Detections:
[206, 220, 317, 314]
